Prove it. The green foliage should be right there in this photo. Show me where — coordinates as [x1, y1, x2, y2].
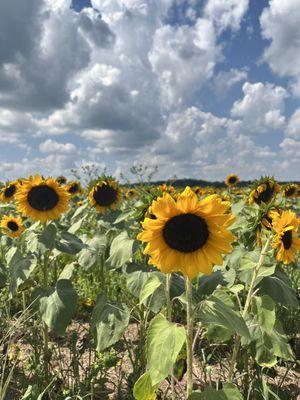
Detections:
[91, 292, 130, 351]
[146, 314, 186, 385]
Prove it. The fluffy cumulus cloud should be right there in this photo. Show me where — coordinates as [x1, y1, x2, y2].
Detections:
[204, 0, 249, 34]
[260, 0, 300, 96]
[0, 0, 299, 181]
[231, 82, 288, 133]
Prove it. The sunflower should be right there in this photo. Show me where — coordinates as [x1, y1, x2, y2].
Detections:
[249, 177, 280, 206]
[272, 211, 300, 264]
[282, 184, 298, 198]
[225, 174, 239, 187]
[137, 187, 235, 278]
[89, 179, 122, 213]
[0, 215, 25, 238]
[56, 176, 67, 185]
[126, 188, 137, 200]
[15, 175, 70, 222]
[67, 181, 81, 195]
[0, 181, 19, 203]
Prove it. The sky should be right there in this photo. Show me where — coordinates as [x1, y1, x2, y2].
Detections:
[0, 0, 299, 182]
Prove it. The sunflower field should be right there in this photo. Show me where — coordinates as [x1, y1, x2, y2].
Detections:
[0, 172, 299, 400]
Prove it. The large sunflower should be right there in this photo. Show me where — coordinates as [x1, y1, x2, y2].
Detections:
[137, 187, 235, 278]
[89, 179, 122, 213]
[0, 215, 25, 238]
[225, 174, 239, 187]
[0, 181, 19, 203]
[272, 211, 300, 264]
[249, 177, 280, 206]
[15, 175, 70, 222]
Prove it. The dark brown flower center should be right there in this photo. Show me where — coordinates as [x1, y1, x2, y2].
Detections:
[285, 187, 296, 197]
[27, 185, 59, 211]
[93, 184, 118, 207]
[57, 176, 67, 185]
[256, 182, 274, 204]
[68, 183, 79, 194]
[7, 221, 19, 232]
[228, 176, 237, 184]
[163, 213, 209, 253]
[4, 185, 16, 198]
[282, 230, 292, 250]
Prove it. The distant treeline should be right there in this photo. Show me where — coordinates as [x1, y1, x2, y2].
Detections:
[131, 179, 300, 188]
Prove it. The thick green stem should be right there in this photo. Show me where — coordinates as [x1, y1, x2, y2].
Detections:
[166, 274, 175, 400]
[42, 255, 49, 379]
[228, 237, 270, 381]
[186, 277, 194, 398]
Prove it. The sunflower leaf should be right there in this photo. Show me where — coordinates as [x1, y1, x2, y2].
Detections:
[147, 314, 186, 385]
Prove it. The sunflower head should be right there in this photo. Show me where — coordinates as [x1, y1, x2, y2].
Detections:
[137, 187, 235, 278]
[15, 175, 70, 222]
[249, 177, 280, 206]
[67, 181, 81, 196]
[0, 215, 25, 238]
[89, 178, 122, 213]
[272, 210, 300, 264]
[126, 188, 138, 200]
[56, 176, 67, 185]
[282, 184, 298, 198]
[225, 174, 240, 187]
[0, 181, 19, 203]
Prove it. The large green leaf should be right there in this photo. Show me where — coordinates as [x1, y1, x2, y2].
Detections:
[125, 264, 165, 312]
[252, 295, 275, 334]
[8, 248, 37, 296]
[250, 320, 294, 367]
[189, 383, 243, 399]
[196, 271, 224, 299]
[26, 223, 57, 254]
[198, 296, 250, 339]
[139, 275, 162, 305]
[55, 232, 86, 255]
[258, 267, 298, 308]
[33, 279, 77, 335]
[77, 235, 107, 270]
[147, 314, 186, 385]
[133, 371, 159, 400]
[91, 293, 130, 351]
[107, 231, 135, 269]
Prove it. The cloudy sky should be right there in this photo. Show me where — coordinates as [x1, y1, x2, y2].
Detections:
[0, 0, 299, 181]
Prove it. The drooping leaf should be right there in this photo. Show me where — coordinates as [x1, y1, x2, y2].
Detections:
[147, 314, 186, 385]
[107, 231, 135, 269]
[8, 249, 37, 296]
[33, 279, 77, 335]
[258, 267, 298, 308]
[55, 232, 86, 255]
[133, 371, 159, 400]
[91, 292, 130, 351]
[198, 296, 250, 339]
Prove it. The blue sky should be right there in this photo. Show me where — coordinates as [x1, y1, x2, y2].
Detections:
[0, 0, 299, 181]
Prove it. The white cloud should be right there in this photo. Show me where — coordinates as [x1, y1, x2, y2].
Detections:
[204, 0, 249, 34]
[260, 0, 300, 97]
[231, 82, 288, 133]
[149, 18, 220, 107]
[212, 68, 248, 96]
[286, 108, 300, 138]
[39, 139, 77, 154]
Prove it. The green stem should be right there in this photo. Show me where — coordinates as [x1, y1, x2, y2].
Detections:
[228, 237, 270, 381]
[42, 255, 50, 380]
[186, 277, 194, 398]
[166, 274, 175, 400]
